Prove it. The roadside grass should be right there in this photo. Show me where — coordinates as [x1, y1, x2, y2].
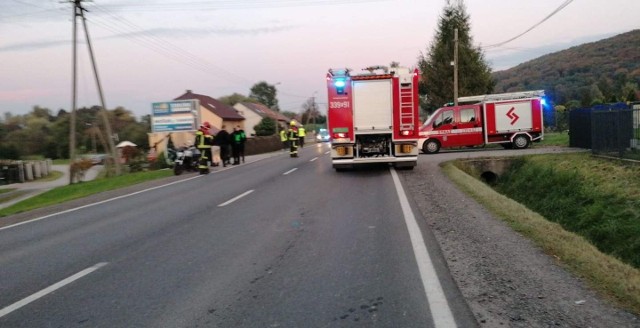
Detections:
[493, 153, 640, 268]
[0, 169, 174, 217]
[444, 153, 640, 315]
[538, 131, 569, 146]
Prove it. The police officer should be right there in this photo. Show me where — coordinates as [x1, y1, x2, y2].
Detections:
[287, 120, 299, 157]
[230, 126, 242, 165]
[236, 125, 247, 163]
[195, 122, 214, 174]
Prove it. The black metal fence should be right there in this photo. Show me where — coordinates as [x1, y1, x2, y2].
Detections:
[569, 102, 640, 160]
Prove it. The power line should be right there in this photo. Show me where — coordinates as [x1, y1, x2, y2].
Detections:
[86, 3, 312, 98]
[482, 0, 574, 49]
[87, 4, 254, 86]
[96, 0, 389, 12]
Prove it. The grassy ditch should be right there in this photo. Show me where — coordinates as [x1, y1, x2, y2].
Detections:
[493, 153, 640, 268]
[445, 152, 640, 315]
[538, 131, 569, 146]
[0, 169, 174, 217]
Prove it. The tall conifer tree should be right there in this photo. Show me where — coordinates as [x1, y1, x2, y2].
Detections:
[417, 0, 494, 113]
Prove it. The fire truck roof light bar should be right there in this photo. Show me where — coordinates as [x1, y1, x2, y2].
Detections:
[328, 68, 351, 77]
[458, 90, 545, 103]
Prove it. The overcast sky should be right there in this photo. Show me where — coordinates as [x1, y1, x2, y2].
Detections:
[1, 0, 638, 118]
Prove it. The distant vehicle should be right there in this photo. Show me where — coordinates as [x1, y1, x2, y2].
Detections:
[419, 90, 545, 154]
[316, 129, 330, 142]
[326, 65, 420, 170]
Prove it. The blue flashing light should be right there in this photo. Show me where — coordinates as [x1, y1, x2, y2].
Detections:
[540, 97, 547, 107]
[334, 79, 346, 88]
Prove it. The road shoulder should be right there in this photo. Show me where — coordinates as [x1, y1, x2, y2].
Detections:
[399, 152, 639, 327]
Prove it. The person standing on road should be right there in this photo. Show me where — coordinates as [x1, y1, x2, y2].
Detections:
[195, 122, 214, 173]
[215, 125, 231, 167]
[279, 127, 288, 151]
[236, 125, 247, 163]
[287, 120, 299, 157]
[298, 125, 306, 148]
[230, 126, 242, 165]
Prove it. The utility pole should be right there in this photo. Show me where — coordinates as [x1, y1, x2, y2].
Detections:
[453, 28, 459, 106]
[69, 0, 121, 177]
[305, 91, 318, 128]
[273, 82, 281, 138]
[69, 1, 80, 184]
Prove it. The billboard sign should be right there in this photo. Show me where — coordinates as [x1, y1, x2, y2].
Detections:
[151, 100, 198, 132]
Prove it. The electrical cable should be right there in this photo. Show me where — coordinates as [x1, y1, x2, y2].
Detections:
[96, 0, 388, 12]
[87, 4, 254, 86]
[86, 3, 312, 98]
[482, 0, 574, 49]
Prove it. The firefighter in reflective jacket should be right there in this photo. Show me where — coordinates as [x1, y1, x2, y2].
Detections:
[287, 120, 299, 157]
[195, 121, 214, 173]
[279, 128, 288, 150]
[297, 126, 306, 148]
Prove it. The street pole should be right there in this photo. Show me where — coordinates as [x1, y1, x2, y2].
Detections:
[274, 82, 281, 139]
[453, 28, 459, 106]
[69, 1, 80, 184]
[79, 7, 120, 175]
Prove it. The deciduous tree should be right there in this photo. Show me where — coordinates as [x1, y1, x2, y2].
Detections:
[249, 82, 280, 111]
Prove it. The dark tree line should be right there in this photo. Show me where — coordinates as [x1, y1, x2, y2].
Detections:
[0, 106, 150, 160]
[492, 30, 640, 108]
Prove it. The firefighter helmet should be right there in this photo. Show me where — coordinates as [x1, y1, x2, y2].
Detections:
[290, 120, 296, 126]
[200, 121, 211, 129]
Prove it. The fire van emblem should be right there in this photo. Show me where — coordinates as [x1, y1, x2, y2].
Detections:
[506, 107, 519, 125]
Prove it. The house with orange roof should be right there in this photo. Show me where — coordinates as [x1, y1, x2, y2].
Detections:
[233, 102, 290, 136]
[148, 90, 246, 157]
[174, 90, 245, 131]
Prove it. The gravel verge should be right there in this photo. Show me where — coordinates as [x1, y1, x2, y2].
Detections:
[399, 148, 639, 328]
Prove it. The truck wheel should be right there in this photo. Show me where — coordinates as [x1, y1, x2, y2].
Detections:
[422, 139, 440, 154]
[512, 135, 530, 149]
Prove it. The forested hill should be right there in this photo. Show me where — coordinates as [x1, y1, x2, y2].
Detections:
[492, 29, 640, 106]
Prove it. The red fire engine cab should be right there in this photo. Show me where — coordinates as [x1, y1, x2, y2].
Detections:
[326, 66, 420, 170]
[419, 90, 545, 154]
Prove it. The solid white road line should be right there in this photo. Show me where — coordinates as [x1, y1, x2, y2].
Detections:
[283, 168, 297, 175]
[324, 151, 330, 155]
[0, 262, 108, 319]
[218, 190, 254, 207]
[390, 168, 457, 328]
[0, 175, 204, 232]
[310, 157, 318, 162]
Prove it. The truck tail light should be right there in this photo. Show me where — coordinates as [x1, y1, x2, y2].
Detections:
[401, 130, 414, 136]
[333, 132, 348, 139]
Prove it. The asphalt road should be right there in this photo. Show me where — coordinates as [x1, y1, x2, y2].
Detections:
[0, 143, 476, 327]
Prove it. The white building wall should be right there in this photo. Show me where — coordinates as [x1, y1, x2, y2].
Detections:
[233, 103, 262, 136]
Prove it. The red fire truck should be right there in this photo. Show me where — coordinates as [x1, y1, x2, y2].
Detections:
[326, 66, 420, 170]
[418, 90, 545, 154]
